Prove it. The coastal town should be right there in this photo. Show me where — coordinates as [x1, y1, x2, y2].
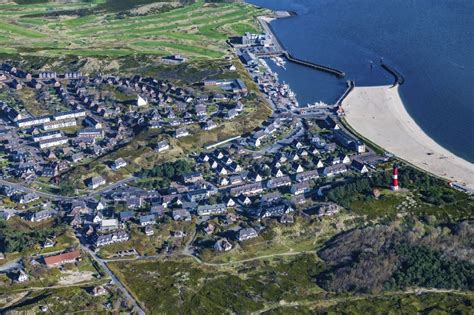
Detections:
[0, 24, 391, 309]
[0, 1, 472, 314]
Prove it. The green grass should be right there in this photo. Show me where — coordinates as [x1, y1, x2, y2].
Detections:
[0, 0, 266, 59]
[61, 15, 98, 27]
[0, 48, 17, 54]
[350, 191, 402, 219]
[0, 21, 46, 38]
[231, 23, 258, 34]
[133, 41, 224, 58]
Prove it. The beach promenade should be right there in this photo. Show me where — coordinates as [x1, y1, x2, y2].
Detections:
[343, 85, 474, 191]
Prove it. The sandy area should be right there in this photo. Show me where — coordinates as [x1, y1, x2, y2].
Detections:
[343, 85, 474, 191]
[58, 271, 95, 285]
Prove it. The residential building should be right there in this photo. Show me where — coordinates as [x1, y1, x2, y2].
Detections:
[172, 209, 191, 221]
[197, 204, 227, 216]
[139, 214, 155, 226]
[182, 172, 203, 184]
[119, 211, 135, 222]
[295, 170, 319, 182]
[174, 128, 189, 138]
[112, 158, 127, 170]
[44, 250, 81, 267]
[87, 176, 106, 189]
[230, 183, 263, 196]
[290, 182, 310, 196]
[78, 128, 104, 139]
[100, 219, 119, 231]
[30, 210, 53, 222]
[144, 225, 154, 236]
[187, 189, 209, 202]
[84, 116, 102, 129]
[351, 160, 369, 174]
[156, 140, 170, 152]
[237, 227, 258, 241]
[266, 176, 292, 189]
[214, 238, 232, 252]
[38, 136, 68, 149]
[42, 118, 76, 131]
[322, 164, 348, 177]
[32, 130, 62, 142]
[95, 231, 129, 247]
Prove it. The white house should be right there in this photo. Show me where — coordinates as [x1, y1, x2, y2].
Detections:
[137, 95, 148, 107]
[112, 158, 127, 171]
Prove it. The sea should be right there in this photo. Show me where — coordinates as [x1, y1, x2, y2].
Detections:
[247, 0, 474, 163]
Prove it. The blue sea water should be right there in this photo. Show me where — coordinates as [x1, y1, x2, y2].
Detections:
[247, 0, 474, 162]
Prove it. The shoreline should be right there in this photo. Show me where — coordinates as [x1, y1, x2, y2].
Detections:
[255, 7, 474, 191]
[343, 85, 474, 191]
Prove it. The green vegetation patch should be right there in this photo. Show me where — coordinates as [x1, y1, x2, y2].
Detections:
[317, 219, 474, 294]
[0, 0, 266, 59]
[321, 292, 474, 315]
[109, 254, 324, 314]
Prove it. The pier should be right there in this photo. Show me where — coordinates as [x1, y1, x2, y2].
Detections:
[336, 80, 355, 105]
[381, 63, 405, 86]
[283, 51, 346, 78]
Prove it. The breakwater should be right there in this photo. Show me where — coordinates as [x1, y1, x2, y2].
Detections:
[283, 51, 345, 78]
[381, 63, 405, 86]
[336, 80, 355, 105]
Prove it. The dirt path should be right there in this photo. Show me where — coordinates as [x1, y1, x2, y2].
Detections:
[185, 250, 312, 267]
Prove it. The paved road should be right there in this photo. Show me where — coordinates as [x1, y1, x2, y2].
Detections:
[0, 176, 136, 201]
[82, 245, 145, 315]
[244, 118, 305, 156]
[89, 176, 136, 197]
[0, 178, 70, 201]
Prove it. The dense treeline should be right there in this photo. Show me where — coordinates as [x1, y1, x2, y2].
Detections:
[317, 220, 474, 293]
[0, 220, 66, 253]
[327, 172, 390, 208]
[323, 292, 474, 314]
[386, 244, 474, 291]
[138, 159, 193, 189]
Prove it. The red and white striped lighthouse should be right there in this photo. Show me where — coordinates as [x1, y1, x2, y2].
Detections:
[391, 164, 399, 191]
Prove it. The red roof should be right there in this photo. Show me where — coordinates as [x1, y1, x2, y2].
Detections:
[44, 250, 81, 266]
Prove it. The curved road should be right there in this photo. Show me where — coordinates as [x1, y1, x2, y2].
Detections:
[82, 245, 145, 315]
[0, 176, 136, 201]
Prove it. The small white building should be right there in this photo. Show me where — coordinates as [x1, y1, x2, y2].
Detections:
[15, 269, 29, 283]
[137, 95, 148, 107]
[100, 219, 119, 231]
[111, 158, 127, 171]
[156, 140, 170, 152]
[87, 176, 106, 189]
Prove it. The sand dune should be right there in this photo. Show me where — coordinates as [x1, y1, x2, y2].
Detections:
[343, 85, 474, 191]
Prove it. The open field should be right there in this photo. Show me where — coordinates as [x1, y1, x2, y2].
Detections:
[0, 0, 266, 58]
[108, 255, 474, 314]
[109, 254, 325, 314]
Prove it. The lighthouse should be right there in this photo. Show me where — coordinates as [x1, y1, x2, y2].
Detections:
[391, 164, 399, 191]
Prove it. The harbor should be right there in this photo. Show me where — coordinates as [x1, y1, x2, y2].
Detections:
[233, 12, 351, 112]
[237, 8, 474, 193]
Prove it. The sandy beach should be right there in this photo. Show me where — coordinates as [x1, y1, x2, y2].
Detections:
[343, 85, 474, 191]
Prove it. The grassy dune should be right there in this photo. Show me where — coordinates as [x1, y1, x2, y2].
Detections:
[0, 0, 266, 58]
